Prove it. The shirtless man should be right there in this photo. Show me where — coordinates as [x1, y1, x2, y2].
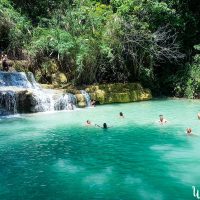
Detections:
[159, 115, 167, 124]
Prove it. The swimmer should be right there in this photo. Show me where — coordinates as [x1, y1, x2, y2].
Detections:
[119, 112, 124, 118]
[186, 128, 199, 136]
[186, 128, 192, 136]
[159, 115, 167, 124]
[198, 113, 200, 120]
[85, 120, 92, 126]
[95, 123, 111, 129]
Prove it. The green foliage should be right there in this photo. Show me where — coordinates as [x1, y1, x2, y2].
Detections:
[11, 0, 72, 23]
[0, 0, 31, 56]
[27, 28, 75, 58]
[171, 45, 200, 99]
[1, 0, 200, 95]
[184, 49, 200, 98]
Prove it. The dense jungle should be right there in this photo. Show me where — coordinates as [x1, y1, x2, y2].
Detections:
[1, 0, 200, 98]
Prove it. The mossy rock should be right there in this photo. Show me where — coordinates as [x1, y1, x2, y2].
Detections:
[40, 82, 152, 105]
[75, 94, 87, 108]
[75, 94, 85, 102]
[129, 91, 138, 101]
[77, 101, 87, 108]
[85, 83, 152, 104]
[52, 72, 68, 85]
[64, 85, 81, 94]
[107, 93, 131, 103]
[85, 85, 100, 93]
[85, 83, 144, 93]
[41, 84, 55, 89]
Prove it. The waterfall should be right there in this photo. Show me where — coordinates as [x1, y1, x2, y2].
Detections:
[0, 71, 78, 116]
[0, 91, 17, 115]
[80, 90, 91, 107]
[26, 72, 41, 89]
[0, 72, 40, 89]
[0, 89, 78, 115]
[54, 94, 77, 111]
[31, 91, 53, 112]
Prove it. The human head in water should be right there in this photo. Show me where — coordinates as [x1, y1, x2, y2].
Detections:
[119, 112, 124, 117]
[86, 120, 91, 125]
[159, 115, 164, 122]
[103, 123, 107, 129]
[159, 115, 167, 124]
[186, 128, 192, 135]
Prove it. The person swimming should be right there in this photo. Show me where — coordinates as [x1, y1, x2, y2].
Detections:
[85, 120, 92, 126]
[95, 123, 111, 129]
[103, 123, 107, 129]
[119, 112, 124, 118]
[159, 115, 167, 124]
[186, 128, 192, 135]
[186, 128, 199, 136]
[197, 113, 200, 120]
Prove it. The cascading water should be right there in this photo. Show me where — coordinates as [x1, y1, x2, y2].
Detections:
[31, 91, 53, 112]
[0, 72, 39, 88]
[0, 71, 78, 115]
[80, 90, 91, 107]
[26, 72, 41, 89]
[0, 90, 17, 115]
[54, 93, 77, 111]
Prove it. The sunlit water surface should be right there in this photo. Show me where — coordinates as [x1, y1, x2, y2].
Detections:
[1, 99, 200, 200]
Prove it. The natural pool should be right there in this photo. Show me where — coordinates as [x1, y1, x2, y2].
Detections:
[0, 99, 200, 200]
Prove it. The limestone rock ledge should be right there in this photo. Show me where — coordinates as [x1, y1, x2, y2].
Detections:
[0, 83, 152, 115]
[41, 83, 152, 105]
[85, 83, 152, 104]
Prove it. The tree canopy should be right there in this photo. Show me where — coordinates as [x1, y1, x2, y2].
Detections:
[0, 0, 200, 97]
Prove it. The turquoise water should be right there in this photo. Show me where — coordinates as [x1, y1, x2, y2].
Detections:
[0, 99, 200, 200]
